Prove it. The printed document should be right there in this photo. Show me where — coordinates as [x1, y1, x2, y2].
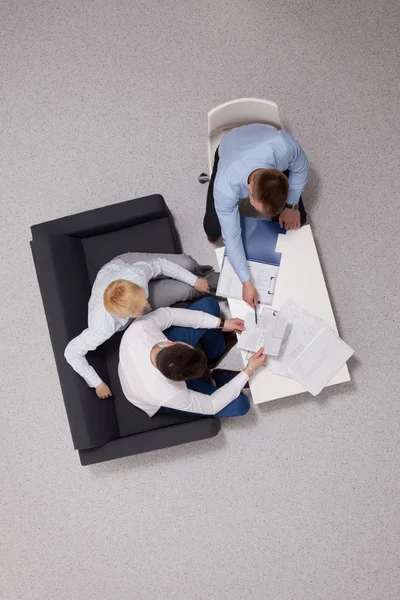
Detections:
[268, 302, 325, 376]
[267, 301, 354, 395]
[237, 307, 288, 356]
[287, 329, 354, 396]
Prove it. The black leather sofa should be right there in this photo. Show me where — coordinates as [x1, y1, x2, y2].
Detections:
[30, 194, 220, 465]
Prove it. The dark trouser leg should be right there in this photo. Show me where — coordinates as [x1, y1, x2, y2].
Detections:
[298, 197, 307, 225]
[203, 149, 222, 240]
[163, 297, 226, 361]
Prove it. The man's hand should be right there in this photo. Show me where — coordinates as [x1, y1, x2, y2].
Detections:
[223, 318, 245, 334]
[242, 280, 258, 307]
[194, 278, 210, 293]
[95, 382, 112, 399]
[279, 207, 301, 230]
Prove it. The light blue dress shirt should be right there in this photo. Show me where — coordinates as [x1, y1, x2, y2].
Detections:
[214, 123, 308, 282]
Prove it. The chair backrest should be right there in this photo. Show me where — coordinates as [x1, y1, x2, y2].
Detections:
[207, 98, 282, 172]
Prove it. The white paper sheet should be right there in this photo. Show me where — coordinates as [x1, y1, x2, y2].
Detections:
[237, 308, 288, 356]
[287, 329, 354, 396]
[216, 257, 279, 305]
[268, 302, 325, 377]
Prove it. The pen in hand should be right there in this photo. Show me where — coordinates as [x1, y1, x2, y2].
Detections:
[254, 306, 258, 325]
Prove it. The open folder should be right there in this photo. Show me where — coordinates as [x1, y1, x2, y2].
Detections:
[216, 218, 285, 305]
[217, 258, 278, 305]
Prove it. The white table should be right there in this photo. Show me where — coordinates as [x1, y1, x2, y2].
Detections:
[215, 225, 351, 403]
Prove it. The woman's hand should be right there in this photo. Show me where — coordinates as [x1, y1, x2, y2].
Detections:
[194, 278, 210, 293]
[223, 318, 245, 334]
[95, 382, 112, 399]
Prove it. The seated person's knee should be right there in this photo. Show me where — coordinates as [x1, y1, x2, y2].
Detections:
[236, 394, 250, 416]
[200, 296, 220, 317]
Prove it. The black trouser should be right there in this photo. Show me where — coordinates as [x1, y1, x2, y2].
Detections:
[203, 148, 307, 239]
[203, 149, 223, 239]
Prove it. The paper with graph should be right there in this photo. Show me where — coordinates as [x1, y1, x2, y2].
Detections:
[237, 307, 288, 356]
[267, 302, 354, 395]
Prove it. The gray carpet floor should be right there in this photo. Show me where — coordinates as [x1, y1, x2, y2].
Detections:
[1, 1, 400, 599]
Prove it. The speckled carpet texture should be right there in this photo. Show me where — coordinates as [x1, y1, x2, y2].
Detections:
[1, 1, 400, 599]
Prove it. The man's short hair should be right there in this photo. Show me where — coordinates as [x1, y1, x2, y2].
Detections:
[252, 168, 289, 215]
[103, 279, 147, 317]
[156, 344, 208, 381]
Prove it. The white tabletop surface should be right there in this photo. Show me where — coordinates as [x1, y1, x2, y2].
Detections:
[215, 224, 351, 403]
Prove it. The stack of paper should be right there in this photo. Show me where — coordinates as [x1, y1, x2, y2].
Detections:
[267, 302, 354, 396]
[267, 302, 324, 377]
[287, 328, 354, 396]
[237, 307, 288, 356]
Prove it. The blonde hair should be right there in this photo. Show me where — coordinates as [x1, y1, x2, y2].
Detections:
[104, 279, 147, 317]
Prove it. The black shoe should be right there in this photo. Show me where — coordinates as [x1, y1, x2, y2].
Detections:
[212, 368, 250, 389]
[206, 271, 219, 292]
[207, 234, 221, 243]
[207, 332, 237, 369]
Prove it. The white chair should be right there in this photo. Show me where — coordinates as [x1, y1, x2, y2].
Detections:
[198, 98, 283, 183]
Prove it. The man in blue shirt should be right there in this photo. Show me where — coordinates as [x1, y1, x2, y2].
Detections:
[203, 123, 308, 307]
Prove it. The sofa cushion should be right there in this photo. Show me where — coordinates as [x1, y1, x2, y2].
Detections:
[81, 217, 179, 284]
[102, 332, 202, 437]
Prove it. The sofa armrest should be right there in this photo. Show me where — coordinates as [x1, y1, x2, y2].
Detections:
[31, 194, 180, 243]
[30, 233, 119, 450]
[78, 417, 221, 465]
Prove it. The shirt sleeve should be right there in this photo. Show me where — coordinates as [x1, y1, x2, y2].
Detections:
[162, 371, 249, 414]
[281, 131, 309, 205]
[143, 307, 220, 331]
[142, 258, 197, 286]
[214, 192, 251, 283]
[64, 324, 119, 388]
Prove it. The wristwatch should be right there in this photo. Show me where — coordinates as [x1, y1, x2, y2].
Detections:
[218, 317, 225, 330]
[285, 203, 299, 211]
